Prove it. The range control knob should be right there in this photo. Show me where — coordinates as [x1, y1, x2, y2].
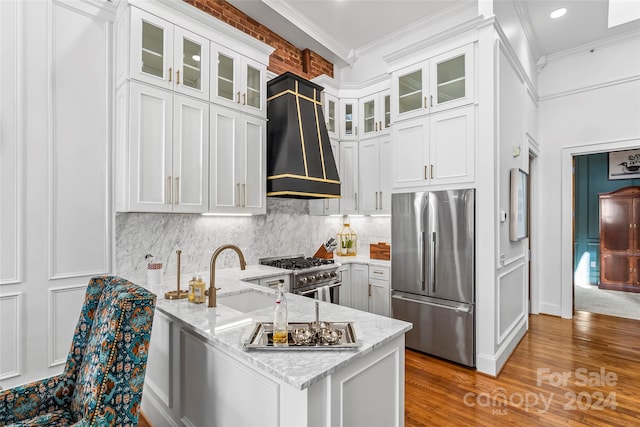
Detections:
[308, 275, 316, 282]
[298, 277, 308, 285]
[323, 272, 330, 279]
[329, 271, 338, 278]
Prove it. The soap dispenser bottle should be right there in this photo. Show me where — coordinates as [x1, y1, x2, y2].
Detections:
[272, 280, 288, 346]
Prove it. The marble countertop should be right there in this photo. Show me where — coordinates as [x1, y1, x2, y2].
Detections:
[145, 265, 411, 391]
[333, 255, 391, 267]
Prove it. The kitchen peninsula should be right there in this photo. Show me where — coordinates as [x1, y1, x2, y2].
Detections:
[141, 265, 412, 427]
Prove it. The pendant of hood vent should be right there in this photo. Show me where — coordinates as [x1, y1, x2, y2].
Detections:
[266, 72, 341, 199]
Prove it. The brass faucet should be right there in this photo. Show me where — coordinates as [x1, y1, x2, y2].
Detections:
[208, 244, 247, 308]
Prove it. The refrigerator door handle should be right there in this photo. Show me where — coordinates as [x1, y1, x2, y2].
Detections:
[392, 294, 472, 313]
[431, 231, 436, 293]
[421, 231, 426, 291]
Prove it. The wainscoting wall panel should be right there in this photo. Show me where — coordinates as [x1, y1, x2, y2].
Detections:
[0, 0, 21, 285]
[48, 284, 87, 366]
[497, 263, 527, 344]
[49, 1, 110, 279]
[0, 293, 21, 380]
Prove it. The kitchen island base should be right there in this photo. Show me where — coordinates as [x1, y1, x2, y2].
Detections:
[142, 315, 405, 427]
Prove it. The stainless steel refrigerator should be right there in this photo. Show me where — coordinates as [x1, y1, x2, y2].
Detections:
[391, 189, 475, 367]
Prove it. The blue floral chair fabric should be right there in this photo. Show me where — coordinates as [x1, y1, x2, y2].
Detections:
[0, 276, 156, 426]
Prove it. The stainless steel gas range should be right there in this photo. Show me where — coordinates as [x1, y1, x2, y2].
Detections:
[259, 255, 341, 304]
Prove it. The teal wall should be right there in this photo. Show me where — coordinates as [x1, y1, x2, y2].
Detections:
[574, 152, 640, 284]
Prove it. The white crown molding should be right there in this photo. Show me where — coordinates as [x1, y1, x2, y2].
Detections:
[494, 19, 538, 97]
[262, 0, 351, 64]
[512, 0, 542, 61]
[545, 28, 640, 63]
[383, 15, 483, 67]
[538, 75, 640, 102]
[357, 0, 477, 58]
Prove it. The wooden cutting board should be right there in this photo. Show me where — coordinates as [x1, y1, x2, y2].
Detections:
[370, 242, 390, 260]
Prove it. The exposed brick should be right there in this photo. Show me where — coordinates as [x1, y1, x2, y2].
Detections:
[185, 0, 333, 79]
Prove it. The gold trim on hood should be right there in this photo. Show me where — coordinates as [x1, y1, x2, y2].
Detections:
[267, 190, 341, 198]
[267, 173, 340, 184]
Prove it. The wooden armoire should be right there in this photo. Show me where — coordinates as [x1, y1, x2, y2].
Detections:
[599, 186, 640, 292]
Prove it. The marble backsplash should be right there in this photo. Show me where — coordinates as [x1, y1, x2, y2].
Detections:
[115, 198, 390, 283]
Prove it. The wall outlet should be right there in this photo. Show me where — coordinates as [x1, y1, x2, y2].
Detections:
[590, 261, 596, 268]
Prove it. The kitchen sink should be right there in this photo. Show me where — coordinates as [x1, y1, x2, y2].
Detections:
[218, 290, 274, 313]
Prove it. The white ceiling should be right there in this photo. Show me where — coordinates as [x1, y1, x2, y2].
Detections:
[226, 0, 640, 66]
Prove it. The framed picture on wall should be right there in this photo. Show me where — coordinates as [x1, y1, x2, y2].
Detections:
[510, 168, 528, 242]
[609, 149, 640, 180]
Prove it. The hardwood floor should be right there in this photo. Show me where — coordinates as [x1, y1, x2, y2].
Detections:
[405, 311, 640, 426]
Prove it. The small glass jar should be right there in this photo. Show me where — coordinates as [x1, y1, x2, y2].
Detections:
[193, 276, 206, 304]
[337, 218, 357, 256]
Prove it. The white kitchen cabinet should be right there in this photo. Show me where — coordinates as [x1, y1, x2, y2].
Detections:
[337, 264, 351, 308]
[209, 105, 266, 214]
[392, 44, 474, 122]
[129, 7, 209, 100]
[339, 99, 359, 140]
[340, 141, 359, 214]
[211, 44, 267, 118]
[323, 92, 339, 139]
[121, 82, 209, 213]
[309, 139, 341, 216]
[392, 104, 474, 190]
[350, 263, 369, 312]
[358, 90, 391, 139]
[358, 134, 392, 215]
[368, 265, 390, 316]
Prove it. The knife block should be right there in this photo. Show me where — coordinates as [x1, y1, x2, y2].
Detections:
[313, 245, 333, 259]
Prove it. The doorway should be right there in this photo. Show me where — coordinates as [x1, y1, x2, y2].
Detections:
[561, 139, 640, 319]
[573, 152, 640, 319]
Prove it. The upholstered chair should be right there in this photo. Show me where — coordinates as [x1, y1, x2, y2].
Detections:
[0, 276, 156, 426]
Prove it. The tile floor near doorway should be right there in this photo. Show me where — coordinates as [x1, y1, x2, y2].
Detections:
[574, 283, 640, 320]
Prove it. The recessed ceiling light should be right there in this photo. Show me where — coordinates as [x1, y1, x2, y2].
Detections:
[550, 8, 567, 19]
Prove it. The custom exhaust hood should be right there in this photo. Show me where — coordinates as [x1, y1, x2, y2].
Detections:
[266, 72, 341, 199]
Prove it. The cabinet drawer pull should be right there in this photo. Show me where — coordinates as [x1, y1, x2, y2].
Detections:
[375, 191, 378, 210]
[168, 67, 172, 82]
[424, 96, 427, 109]
[176, 69, 181, 85]
[242, 93, 246, 105]
[368, 283, 372, 297]
[424, 165, 428, 180]
[430, 95, 433, 107]
[237, 91, 241, 103]
[242, 183, 246, 207]
[379, 191, 383, 210]
[431, 164, 434, 179]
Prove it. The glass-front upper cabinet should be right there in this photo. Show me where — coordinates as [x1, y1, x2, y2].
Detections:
[174, 27, 209, 100]
[323, 92, 338, 139]
[340, 99, 358, 140]
[359, 90, 391, 138]
[211, 44, 266, 117]
[429, 44, 474, 113]
[130, 7, 209, 100]
[392, 43, 474, 121]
